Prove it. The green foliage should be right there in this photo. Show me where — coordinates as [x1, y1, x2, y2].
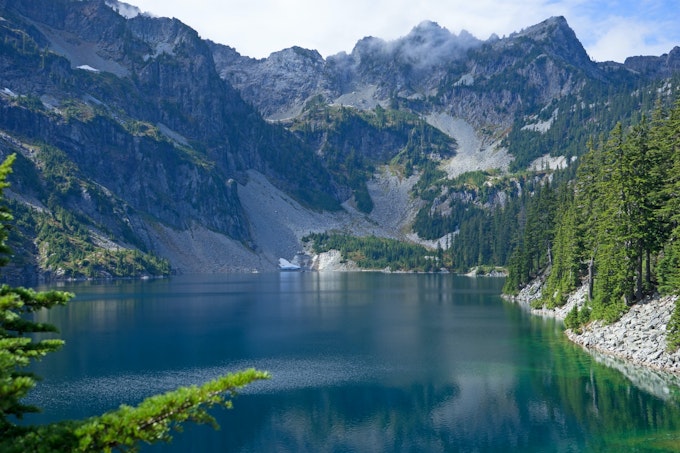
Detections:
[258, 124, 342, 212]
[667, 298, 680, 352]
[0, 156, 16, 268]
[412, 171, 522, 268]
[413, 200, 480, 242]
[564, 305, 589, 332]
[0, 156, 74, 437]
[658, 240, 680, 295]
[36, 144, 82, 202]
[3, 368, 269, 453]
[12, 201, 170, 279]
[541, 192, 579, 308]
[504, 75, 658, 172]
[123, 120, 161, 140]
[15, 95, 45, 112]
[433, 83, 679, 295]
[353, 186, 374, 213]
[2, 142, 170, 279]
[61, 99, 97, 123]
[305, 232, 442, 272]
[292, 188, 342, 213]
[500, 175, 567, 292]
[0, 155, 268, 451]
[411, 161, 447, 200]
[449, 170, 497, 189]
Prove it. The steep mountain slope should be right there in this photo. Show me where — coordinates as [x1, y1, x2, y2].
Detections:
[0, 0, 344, 279]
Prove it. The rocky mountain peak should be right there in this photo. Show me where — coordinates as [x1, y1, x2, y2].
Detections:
[406, 20, 452, 45]
[508, 16, 594, 66]
[211, 41, 334, 119]
[350, 36, 386, 59]
[267, 46, 325, 68]
[400, 21, 482, 64]
[480, 15, 600, 86]
[408, 20, 480, 48]
[513, 16, 571, 40]
[213, 14, 625, 123]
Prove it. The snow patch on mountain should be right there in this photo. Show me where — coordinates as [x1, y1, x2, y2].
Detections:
[76, 65, 100, 72]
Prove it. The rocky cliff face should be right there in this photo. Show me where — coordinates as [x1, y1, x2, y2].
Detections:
[211, 44, 337, 120]
[0, 0, 343, 278]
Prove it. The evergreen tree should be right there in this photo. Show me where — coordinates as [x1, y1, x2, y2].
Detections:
[542, 186, 579, 307]
[571, 137, 606, 299]
[591, 123, 635, 317]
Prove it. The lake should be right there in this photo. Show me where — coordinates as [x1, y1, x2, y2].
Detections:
[25, 273, 680, 452]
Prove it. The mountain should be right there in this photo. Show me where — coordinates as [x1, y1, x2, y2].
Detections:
[0, 0, 342, 279]
[0, 0, 679, 281]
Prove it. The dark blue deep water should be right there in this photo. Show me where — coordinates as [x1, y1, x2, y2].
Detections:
[26, 273, 680, 452]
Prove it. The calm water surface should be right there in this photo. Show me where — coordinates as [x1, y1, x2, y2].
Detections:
[26, 273, 680, 452]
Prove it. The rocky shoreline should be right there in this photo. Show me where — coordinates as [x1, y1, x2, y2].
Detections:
[506, 278, 680, 378]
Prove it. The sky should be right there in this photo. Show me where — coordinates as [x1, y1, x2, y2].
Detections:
[123, 0, 680, 63]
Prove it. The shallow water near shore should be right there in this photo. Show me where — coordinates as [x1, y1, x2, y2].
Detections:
[26, 273, 680, 452]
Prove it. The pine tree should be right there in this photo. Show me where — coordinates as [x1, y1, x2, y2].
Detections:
[590, 123, 633, 319]
[542, 186, 579, 307]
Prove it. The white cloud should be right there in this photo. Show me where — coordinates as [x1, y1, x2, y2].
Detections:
[105, 1, 141, 19]
[584, 17, 676, 62]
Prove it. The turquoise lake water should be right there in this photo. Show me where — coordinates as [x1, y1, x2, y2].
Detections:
[25, 273, 680, 452]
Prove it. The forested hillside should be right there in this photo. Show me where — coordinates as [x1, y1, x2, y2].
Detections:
[503, 97, 680, 350]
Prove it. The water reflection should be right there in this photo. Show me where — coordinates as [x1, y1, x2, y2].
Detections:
[26, 274, 680, 452]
